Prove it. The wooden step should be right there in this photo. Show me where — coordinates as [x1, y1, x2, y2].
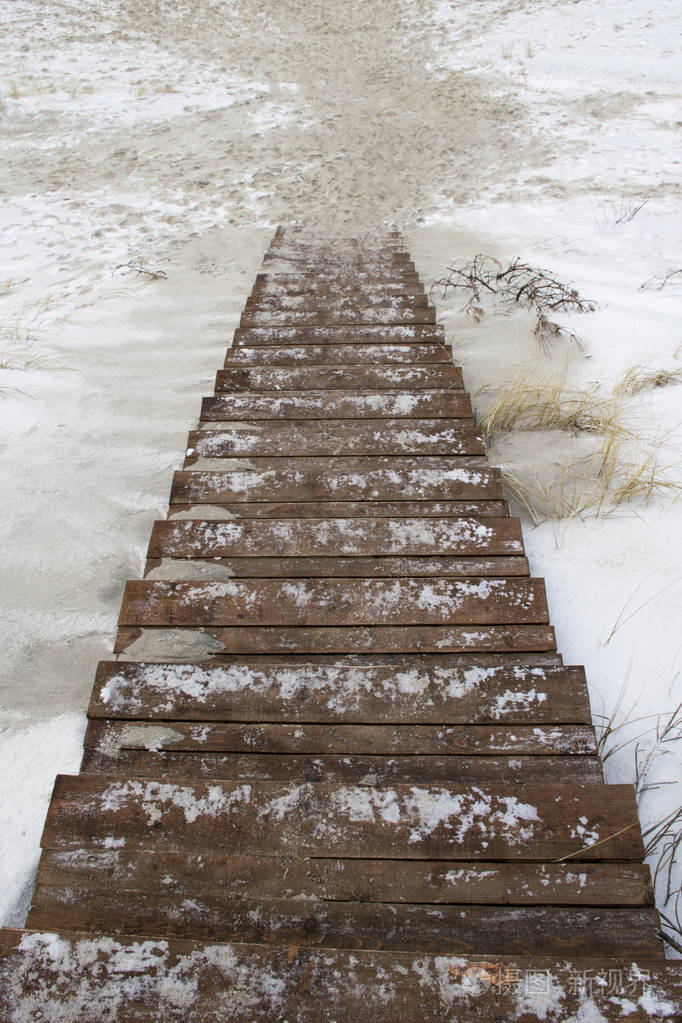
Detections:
[170, 458, 503, 504]
[144, 555, 530, 579]
[79, 749, 604, 785]
[3, 929, 679, 1022]
[88, 660, 588, 724]
[148, 517, 524, 559]
[41, 776, 644, 860]
[83, 720, 597, 756]
[224, 343, 452, 365]
[167, 502, 511, 523]
[240, 306, 436, 327]
[233, 324, 445, 345]
[201, 390, 471, 419]
[185, 421, 485, 460]
[34, 851, 654, 906]
[167, 500, 512, 519]
[215, 365, 462, 391]
[114, 623, 557, 655]
[118, 578, 550, 628]
[244, 294, 429, 311]
[26, 889, 661, 956]
[252, 274, 422, 293]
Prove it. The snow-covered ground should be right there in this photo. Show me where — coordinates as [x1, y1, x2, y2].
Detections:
[1, 0, 681, 951]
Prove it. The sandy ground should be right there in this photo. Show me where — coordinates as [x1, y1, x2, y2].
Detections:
[1, 0, 681, 947]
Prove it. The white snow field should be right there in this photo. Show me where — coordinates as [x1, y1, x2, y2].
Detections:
[1, 0, 681, 952]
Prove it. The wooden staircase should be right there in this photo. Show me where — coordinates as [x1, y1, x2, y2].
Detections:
[1, 227, 680, 1020]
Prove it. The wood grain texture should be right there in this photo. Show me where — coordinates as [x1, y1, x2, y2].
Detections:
[167, 500, 511, 518]
[201, 390, 471, 419]
[88, 660, 588, 724]
[233, 323, 445, 345]
[170, 458, 503, 504]
[240, 306, 436, 327]
[144, 554, 530, 578]
[114, 623, 558, 655]
[215, 364, 463, 390]
[118, 577, 550, 628]
[41, 776, 645, 860]
[34, 851, 653, 906]
[148, 517, 524, 559]
[26, 889, 661, 956]
[3, 929, 678, 1023]
[224, 343, 452, 365]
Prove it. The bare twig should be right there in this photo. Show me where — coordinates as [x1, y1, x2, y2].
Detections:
[113, 261, 167, 280]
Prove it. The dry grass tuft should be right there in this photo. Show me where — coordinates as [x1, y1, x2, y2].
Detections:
[615, 363, 682, 396]
[500, 433, 678, 524]
[477, 369, 624, 444]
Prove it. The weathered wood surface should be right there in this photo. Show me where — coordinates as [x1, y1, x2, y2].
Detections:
[79, 749, 604, 785]
[119, 578, 550, 628]
[34, 851, 653, 906]
[168, 500, 512, 518]
[215, 364, 462, 390]
[89, 660, 588, 723]
[171, 458, 503, 504]
[240, 306, 436, 327]
[26, 889, 660, 956]
[114, 623, 558, 655]
[253, 271, 422, 288]
[83, 719, 597, 756]
[42, 776, 644, 860]
[149, 517, 523, 559]
[245, 292, 429, 309]
[145, 554, 530, 578]
[201, 390, 471, 419]
[225, 343, 452, 365]
[3, 929, 679, 1023]
[232, 324, 445, 345]
[185, 421, 485, 459]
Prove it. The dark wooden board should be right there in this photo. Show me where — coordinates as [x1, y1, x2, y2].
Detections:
[79, 749, 603, 785]
[168, 500, 511, 518]
[246, 292, 428, 308]
[233, 324, 445, 345]
[215, 365, 462, 390]
[88, 660, 587, 724]
[240, 307, 436, 327]
[41, 776, 644, 860]
[149, 517, 523, 559]
[83, 720, 597, 756]
[118, 577, 549, 628]
[3, 928, 678, 1022]
[201, 390, 471, 419]
[170, 458, 503, 504]
[34, 850, 653, 906]
[225, 343, 452, 365]
[114, 623, 557, 655]
[26, 888, 660, 956]
[185, 421, 485, 459]
[144, 554, 530, 578]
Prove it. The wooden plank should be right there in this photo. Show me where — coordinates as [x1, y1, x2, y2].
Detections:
[224, 343, 452, 365]
[215, 365, 462, 390]
[78, 749, 603, 785]
[170, 459, 503, 504]
[41, 776, 645, 860]
[233, 324, 445, 345]
[185, 421, 485, 459]
[252, 276, 422, 294]
[118, 578, 550, 628]
[144, 555, 530, 578]
[88, 660, 588, 724]
[201, 390, 471, 419]
[148, 517, 524, 559]
[26, 889, 661, 956]
[168, 500, 511, 518]
[244, 293, 429, 310]
[34, 850, 654, 906]
[3, 929, 678, 1022]
[83, 720, 597, 756]
[240, 307, 436, 327]
[113, 623, 557, 655]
